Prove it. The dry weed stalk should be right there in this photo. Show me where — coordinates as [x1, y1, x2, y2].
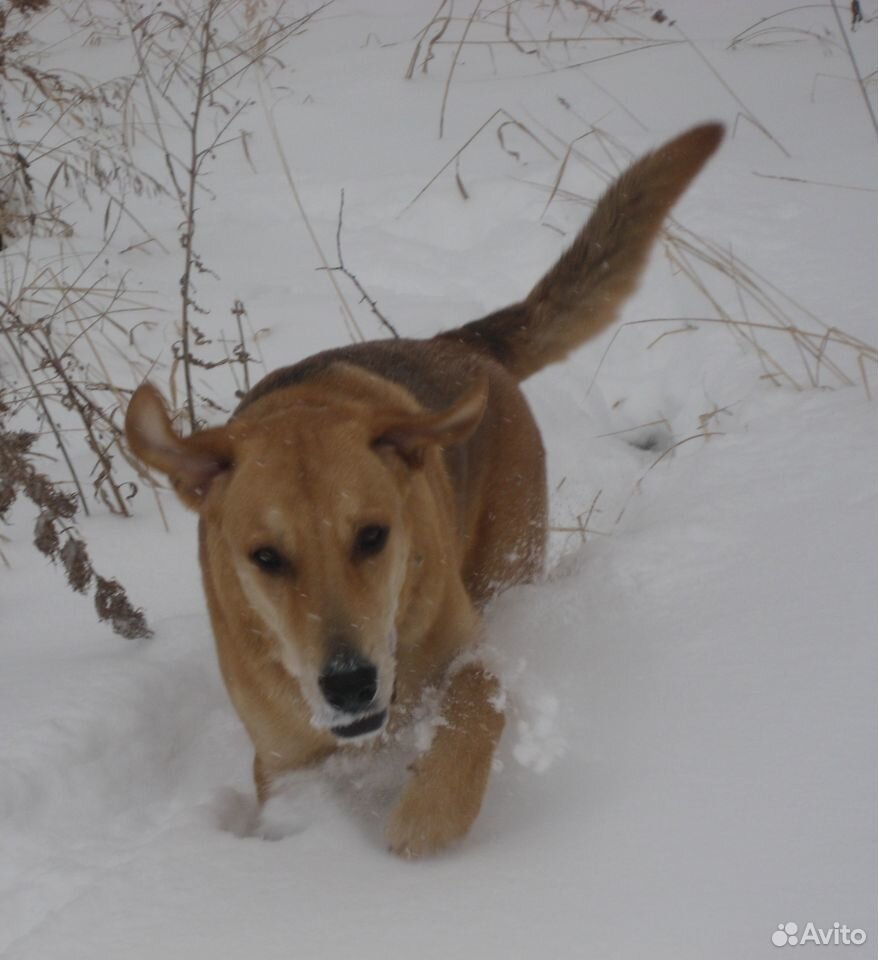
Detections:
[405, 1, 657, 134]
[829, 0, 878, 141]
[494, 113, 876, 397]
[0, 0, 165, 248]
[261, 87, 363, 344]
[0, 0, 323, 636]
[123, 0, 330, 427]
[406, 0, 656, 78]
[0, 415, 151, 639]
[1, 0, 168, 535]
[324, 189, 398, 339]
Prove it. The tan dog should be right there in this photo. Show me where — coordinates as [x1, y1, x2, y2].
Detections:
[126, 123, 723, 857]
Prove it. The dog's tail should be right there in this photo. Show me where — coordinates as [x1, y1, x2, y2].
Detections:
[438, 122, 724, 382]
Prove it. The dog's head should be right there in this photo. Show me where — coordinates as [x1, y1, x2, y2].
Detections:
[125, 375, 486, 740]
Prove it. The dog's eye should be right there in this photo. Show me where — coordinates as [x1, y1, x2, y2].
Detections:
[249, 546, 287, 573]
[353, 524, 389, 559]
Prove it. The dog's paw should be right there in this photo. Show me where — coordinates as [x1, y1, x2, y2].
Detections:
[385, 776, 479, 858]
[386, 800, 464, 859]
[212, 787, 261, 837]
[257, 769, 327, 841]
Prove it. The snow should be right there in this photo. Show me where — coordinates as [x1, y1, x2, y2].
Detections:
[1, 2, 876, 958]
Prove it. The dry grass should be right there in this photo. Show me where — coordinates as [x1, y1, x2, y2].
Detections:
[121, 0, 330, 426]
[403, 93, 875, 396]
[0, 0, 324, 636]
[0, 419, 151, 638]
[401, 1, 875, 547]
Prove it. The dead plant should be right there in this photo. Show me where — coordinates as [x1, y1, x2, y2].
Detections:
[0, 410, 151, 639]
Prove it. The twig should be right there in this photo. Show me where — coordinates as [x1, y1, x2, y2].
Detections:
[325, 189, 399, 339]
[728, 5, 835, 48]
[752, 171, 877, 193]
[829, 0, 878, 141]
[439, 0, 483, 139]
[583, 315, 876, 400]
[178, 0, 220, 431]
[232, 299, 252, 393]
[615, 432, 723, 526]
[1, 303, 90, 513]
[405, 0, 450, 79]
[675, 24, 790, 157]
[0, 426, 151, 639]
[541, 131, 593, 219]
[403, 107, 558, 214]
[260, 85, 362, 343]
[547, 40, 684, 75]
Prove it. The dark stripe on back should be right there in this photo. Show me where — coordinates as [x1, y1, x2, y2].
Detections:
[235, 338, 482, 418]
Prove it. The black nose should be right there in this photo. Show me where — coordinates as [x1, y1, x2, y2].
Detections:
[318, 650, 378, 714]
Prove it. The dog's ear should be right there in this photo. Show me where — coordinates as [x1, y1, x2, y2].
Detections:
[125, 383, 233, 509]
[372, 377, 488, 468]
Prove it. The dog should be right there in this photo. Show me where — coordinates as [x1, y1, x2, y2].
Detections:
[125, 122, 723, 857]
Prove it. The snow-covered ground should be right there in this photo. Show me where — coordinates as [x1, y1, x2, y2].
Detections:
[1, 2, 876, 958]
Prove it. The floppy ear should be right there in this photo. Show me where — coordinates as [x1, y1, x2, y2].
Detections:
[372, 377, 488, 468]
[125, 383, 233, 509]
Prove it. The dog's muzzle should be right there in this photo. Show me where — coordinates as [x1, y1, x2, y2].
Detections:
[319, 648, 388, 738]
[331, 709, 387, 739]
[319, 649, 377, 712]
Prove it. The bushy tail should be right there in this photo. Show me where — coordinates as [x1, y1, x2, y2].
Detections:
[438, 123, 724, 381]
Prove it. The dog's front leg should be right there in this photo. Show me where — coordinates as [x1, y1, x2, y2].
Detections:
[254, 755, 332, 841]
[387, 661, 504, 858]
